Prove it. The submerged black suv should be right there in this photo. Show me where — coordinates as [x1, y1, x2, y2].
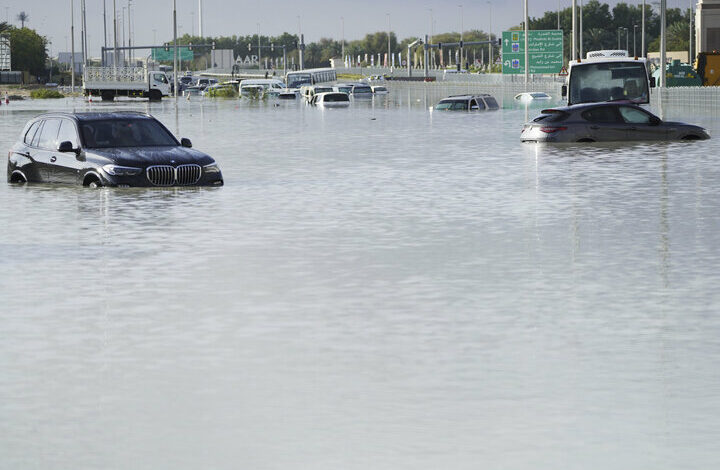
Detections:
[7, 112, 223, 187]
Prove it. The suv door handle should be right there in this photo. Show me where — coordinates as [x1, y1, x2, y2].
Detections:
[590, 125, 600, 130]
[629, 127, 638, 131]
[50, 156, 57, 162]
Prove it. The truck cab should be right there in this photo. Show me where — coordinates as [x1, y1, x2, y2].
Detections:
[563, 50, 653, 106]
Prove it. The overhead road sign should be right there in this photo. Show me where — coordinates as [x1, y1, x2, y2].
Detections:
[501, 30, 563, 75]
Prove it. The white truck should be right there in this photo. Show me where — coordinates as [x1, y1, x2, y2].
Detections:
[562, 50, 654, 106]
[83, 66, 171, 101]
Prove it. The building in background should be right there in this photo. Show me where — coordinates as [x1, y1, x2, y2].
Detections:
[57, 52, 84, 74]
[696, 0, 720, 53]
[0, 35, 10, 71]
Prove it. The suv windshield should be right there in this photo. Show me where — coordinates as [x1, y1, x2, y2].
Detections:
[80, 119, 178, 148]
[569, 62, 649, 105]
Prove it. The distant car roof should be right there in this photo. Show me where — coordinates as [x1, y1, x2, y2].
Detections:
[440, 94, 494, 100]
[33, 111, 153, 122]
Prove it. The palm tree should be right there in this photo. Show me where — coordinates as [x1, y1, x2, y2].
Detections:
[16, 11, 29, 29]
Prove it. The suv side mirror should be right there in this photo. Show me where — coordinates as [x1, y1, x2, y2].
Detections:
[649, 76, 656, 88]
[650, 116, 661, 126]
[58, 140, 79, 155]
[180, 138, 192, 148]
[561, 85, 567, 97]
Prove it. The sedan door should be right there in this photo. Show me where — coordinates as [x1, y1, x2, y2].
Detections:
[617, 106, 667, 141]
[580, 106, 627, 141]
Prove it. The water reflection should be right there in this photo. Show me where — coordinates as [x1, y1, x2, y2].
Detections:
[1, 87, 720, 469]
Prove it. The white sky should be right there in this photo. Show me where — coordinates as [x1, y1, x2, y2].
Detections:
[1, 0, 681, 55]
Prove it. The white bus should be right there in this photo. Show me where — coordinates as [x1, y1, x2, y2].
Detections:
[563, 50, 653, 106]
[285, 68, 337, 89]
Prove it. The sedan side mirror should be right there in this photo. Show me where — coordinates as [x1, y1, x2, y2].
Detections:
[180, 137, 192, 148]
[650, 116, 662, 126]
[58, 140, 80, 155]
[561, 85, 567, 98]
[649, 76, 656, 88]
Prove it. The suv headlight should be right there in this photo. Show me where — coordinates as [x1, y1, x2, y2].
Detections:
[103, 164, 142, 176]
[203, 162, 221, 174]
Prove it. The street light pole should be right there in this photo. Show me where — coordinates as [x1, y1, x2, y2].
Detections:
[487, 1, 493, 71]
[689, 0, 693, 63]
[113, 0, 118, 68]
[524, 0, 529, 84]
[634, 24, 638, 56]
[660, 0, 666, 86]
[579, 0, 583, 58]
[572, 0, 577, 60]
[387, 13, 391, 69]
[70, 0, 75, 92]
[257, 23, 261, 71]
[459, 4, 464, 69]
[625, 26, 629, 52]
[642, 0, 646, 57]
[341, 17, 344, 65]
[617, 28, 621, 49]
[173, 0, 178, 99]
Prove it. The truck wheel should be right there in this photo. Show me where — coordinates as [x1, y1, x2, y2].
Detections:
[101, 91, 115, 102]
[148, 90, 162, 102]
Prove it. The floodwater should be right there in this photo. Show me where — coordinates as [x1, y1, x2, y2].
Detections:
[1, 87, 720, 470]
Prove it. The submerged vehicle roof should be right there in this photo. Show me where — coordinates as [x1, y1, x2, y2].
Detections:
[440, 94, 495, 100]
[33, 111, 154, 122]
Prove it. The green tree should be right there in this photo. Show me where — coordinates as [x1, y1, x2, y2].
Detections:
[8, 26, 47, 75]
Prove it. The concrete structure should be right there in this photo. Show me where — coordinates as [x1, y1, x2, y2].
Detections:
[210, 49, 233, 70]
[58, 52, 84, 74]
[0, 35, 10, 71]
[696, 0, 720, 53]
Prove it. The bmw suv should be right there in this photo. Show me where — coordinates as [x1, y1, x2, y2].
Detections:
[7, 111, 223, 187]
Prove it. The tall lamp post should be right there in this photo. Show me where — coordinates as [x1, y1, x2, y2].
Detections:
[340, 17, 344, 65]
[387, 13, 391, 69]
[487, 1, 492, 71]
[458, 4, 464, 69]
[642, 0, 646, 57]
[633, 24, 638, 56]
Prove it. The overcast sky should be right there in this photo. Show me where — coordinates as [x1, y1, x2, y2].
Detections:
[2, 0, 683, 55]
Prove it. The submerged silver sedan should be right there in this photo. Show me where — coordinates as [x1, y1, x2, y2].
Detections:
[521, 102, 710, 143]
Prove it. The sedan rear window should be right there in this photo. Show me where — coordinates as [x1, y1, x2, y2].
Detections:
[324, 93, 350, 102]
[533, 110, 569, 123]
[80, 119, 178, 148]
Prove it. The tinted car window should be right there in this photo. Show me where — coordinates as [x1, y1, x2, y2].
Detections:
[38, 119, 61, 150]
[581, 106, 622, 123]
[31, 122, 44, 147]
[24, 121, 40, 145]
[324, 93, 349, 102]
[57, 120, 80, 148]
[618, 106, 653, 124]
[483, 97, 499, 109]
[80, 119, 178, 148]
[533, 111, 569, 123]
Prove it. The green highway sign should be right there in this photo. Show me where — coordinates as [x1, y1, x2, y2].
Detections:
[501, 30, 563, 74]
[151, 47, 194, 62]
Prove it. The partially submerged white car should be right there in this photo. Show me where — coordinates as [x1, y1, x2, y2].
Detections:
[514, 92, 553, 102]
[309, 92, 350, 108]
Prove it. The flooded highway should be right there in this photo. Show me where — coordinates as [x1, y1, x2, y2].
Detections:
[2, 86, 720, 469]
